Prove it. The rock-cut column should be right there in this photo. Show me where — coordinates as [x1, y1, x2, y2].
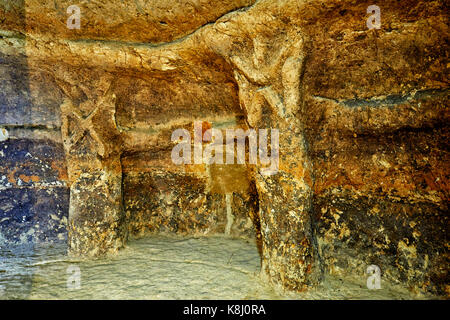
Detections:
[60, 88, 126, 257]
[205, 10, 322, 290]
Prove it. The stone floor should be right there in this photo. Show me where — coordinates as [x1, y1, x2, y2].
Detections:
[0, 235, 435, 300]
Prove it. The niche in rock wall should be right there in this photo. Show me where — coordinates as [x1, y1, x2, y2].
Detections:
[113, 63, 260, 239]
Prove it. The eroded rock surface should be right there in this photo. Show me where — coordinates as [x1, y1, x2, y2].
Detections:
[0, 0, 448, 295]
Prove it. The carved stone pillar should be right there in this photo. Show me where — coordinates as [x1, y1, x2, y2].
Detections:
[206, 17, 322, 290]
[60, 87, 126, 256]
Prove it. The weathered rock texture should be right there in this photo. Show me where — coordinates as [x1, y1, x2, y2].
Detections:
[0, 0, 448, 296]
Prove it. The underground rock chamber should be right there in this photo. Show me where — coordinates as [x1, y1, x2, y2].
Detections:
[0, 0, 448, 299]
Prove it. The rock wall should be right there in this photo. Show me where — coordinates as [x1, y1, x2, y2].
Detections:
[0, 0, 448, 296]
[0, 1, 68, 244]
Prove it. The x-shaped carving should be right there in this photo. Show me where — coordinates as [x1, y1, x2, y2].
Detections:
[61, 97, 110, 157]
